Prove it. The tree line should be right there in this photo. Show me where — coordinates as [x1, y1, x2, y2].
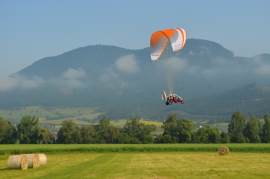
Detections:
[0, 111, 270, 144]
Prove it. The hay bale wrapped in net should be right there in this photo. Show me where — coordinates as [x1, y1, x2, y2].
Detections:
[7, 155, 28, 170]
[23, 154, 40, 168]
[218, 146, 229, 156]
[37, 153, 47, 166]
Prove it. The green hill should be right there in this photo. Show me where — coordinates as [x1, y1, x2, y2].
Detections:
[0, 39, 270, 123]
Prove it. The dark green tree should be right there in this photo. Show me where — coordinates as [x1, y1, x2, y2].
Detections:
[57, 119, 79, 144]
[192, 126, 221, 143]
[103, 125, 121, 143]
[0, 118, 17, 144]
[33, 126, 52, 144]
[207, 126, 222, 143]
[176, 117, 194, 143]
[117, 133, 130, 144]
[162, 114, 194, 143]
[122, 116, 145, 138]
[18, 116, 39, 144]
[138, 124, 156, 144]
[122, 117, 156, 143]
[162, 113, 178, 137]
[192, 128, 208, 143]
[95, 116, 111, 143]
[228, 111, 246, 143]
[72, 126, 81, 144]
[155, 134, 178, 143]
[220, 131, 230, 143]
[143, 124, 157, 135]
[261, 114, 270, 143]
[244, 116, 261, 143]
[138, 130, 155, 144]
[97, 116, 110, 132]
[81, 125, 95, 143]
[129, 137, 141, 144]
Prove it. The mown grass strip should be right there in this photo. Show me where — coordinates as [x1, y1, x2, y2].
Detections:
[1, 152, 270, 178]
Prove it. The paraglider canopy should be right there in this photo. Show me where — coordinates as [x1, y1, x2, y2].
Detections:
[150, 28, 187, 61]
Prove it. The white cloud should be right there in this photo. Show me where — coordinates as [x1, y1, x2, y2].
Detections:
[99, 67, 130, 89]
[0, 68, 87, 92]
[53, 68, 87, 89]
[61, 68, 86, 79]
[114, 54, 139, 74]
[168, 57, 188, 71]
[0, 74, 44, 91]
[251, 56, 270, 75]
[0, 76, 18, 91]
[98, 55, 140, 89]
[254, 64, 270, 75]
[20, 76, 44, 89]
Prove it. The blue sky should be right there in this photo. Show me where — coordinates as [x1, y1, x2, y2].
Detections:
[1, 0, 270, 76]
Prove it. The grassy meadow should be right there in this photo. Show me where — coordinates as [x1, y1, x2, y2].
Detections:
[1, 146, 270, 178]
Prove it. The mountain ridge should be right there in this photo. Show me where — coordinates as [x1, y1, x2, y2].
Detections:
[1, 38, 270, 122]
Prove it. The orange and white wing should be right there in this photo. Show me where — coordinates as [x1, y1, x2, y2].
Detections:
[150, 28, 187, 61]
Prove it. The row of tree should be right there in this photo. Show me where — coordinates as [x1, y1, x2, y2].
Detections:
[0, 111, 270, 144]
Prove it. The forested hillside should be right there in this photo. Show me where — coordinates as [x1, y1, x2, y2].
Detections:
[0, 39, 270, 122]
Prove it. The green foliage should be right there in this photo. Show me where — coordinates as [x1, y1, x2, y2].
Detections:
[261, 114, 270, 143]
[18, 115, 39, 144]
[97, 116, 110, 132]
[95, 116, 122, 144]
[121, 116, 156, 144]
[81, 125, 95, 144]
[116, 133, 130, 144]
[2, 112, 270, 145]
[162, 113, 178, 137]
[138, 131, 154, 144]
[0, 118, 17, 144]
[122, 116, 145, 138]
[154, 134, 178, 143]
[57, 119, 79, 144]
[220, 131, 230, 143]
[176, 117, 194, 143]
[34, 126, 52, 144]
[228, 111, 246, 143]
[103, 125, 121, 144]
[193, 126, 222, 143]
[162, 114, 194, 143]
[244, 116, 261, 143]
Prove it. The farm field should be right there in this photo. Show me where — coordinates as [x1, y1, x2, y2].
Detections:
[0, 106, 163, 128]
[0, 106, 103, 124]
[1, 151, 270, 178]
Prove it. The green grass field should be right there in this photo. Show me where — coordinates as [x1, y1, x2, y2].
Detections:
[1, 150, 270, 178]
[1, 143, 270, 179]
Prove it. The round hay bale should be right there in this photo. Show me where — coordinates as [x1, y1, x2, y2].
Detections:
[218, 146, 229, 156]
[23, 154, 40, 168]
[7, 155, 28, 170]
[37, 153, 47, 166]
